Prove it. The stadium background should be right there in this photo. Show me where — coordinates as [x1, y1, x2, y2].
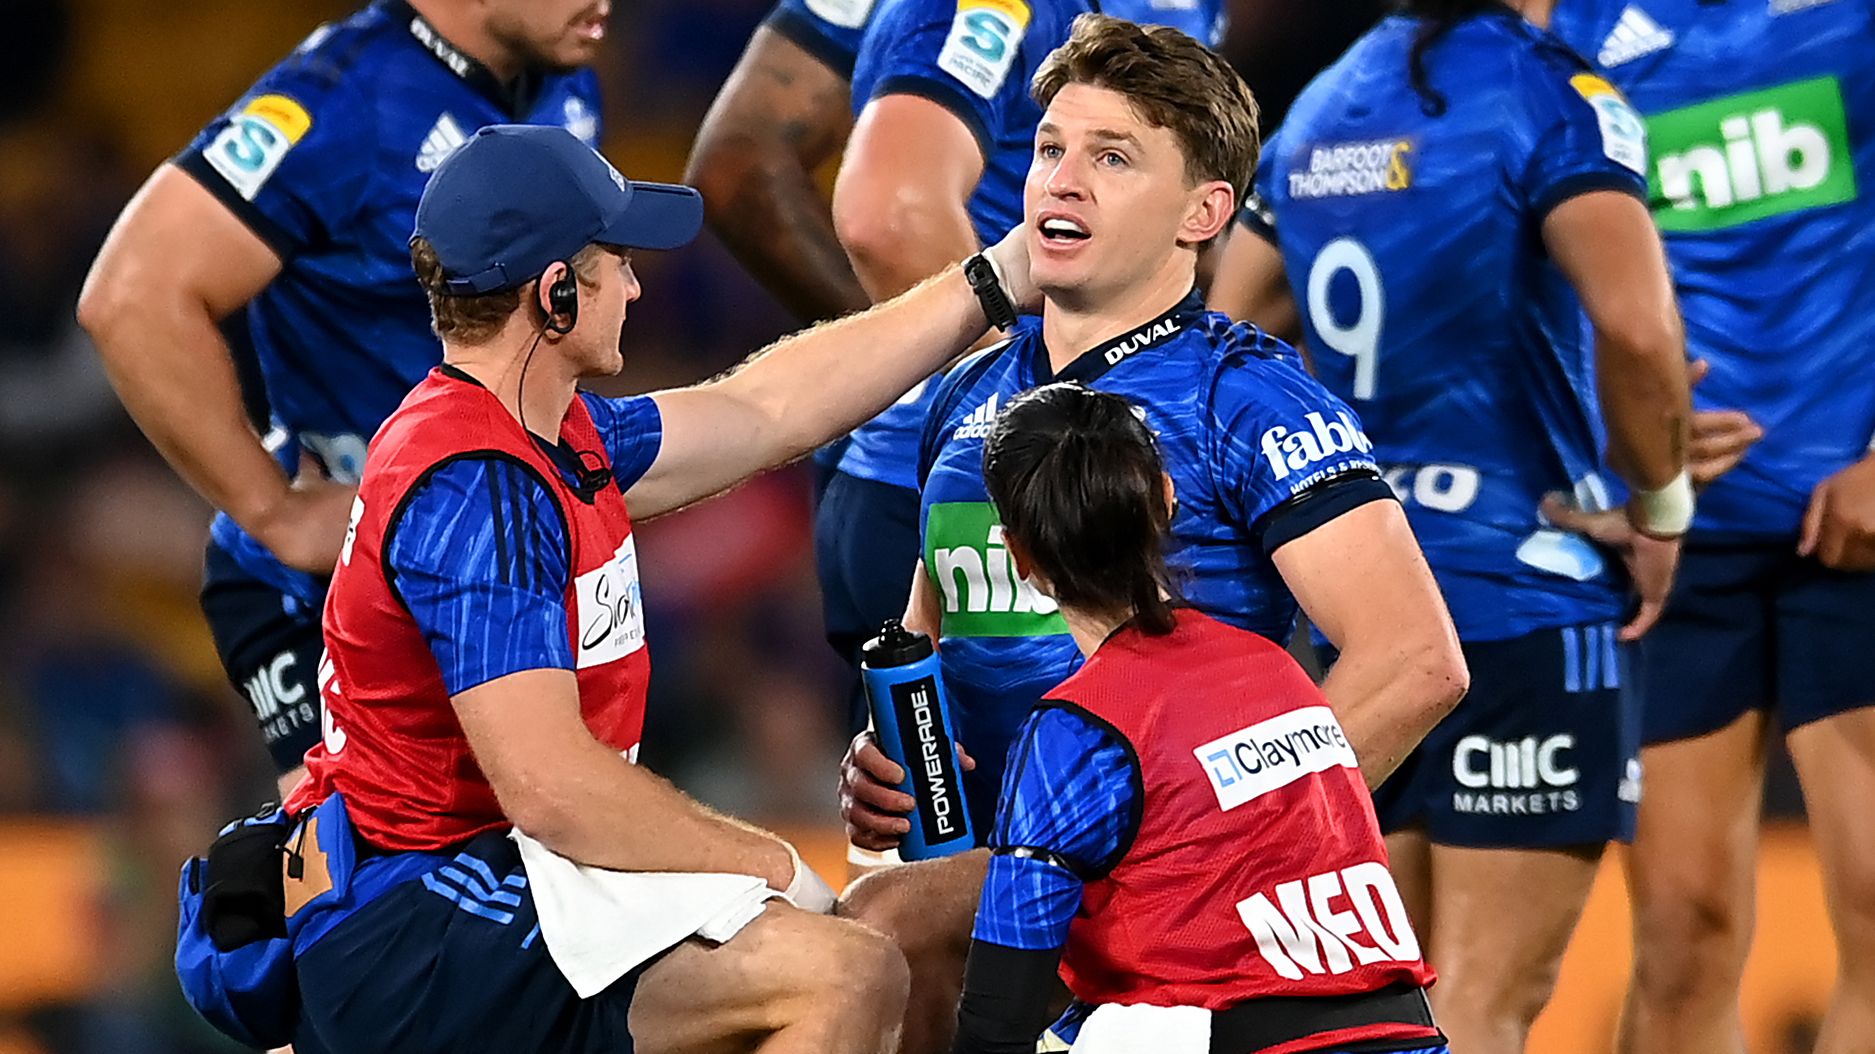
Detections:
[0, 1, 1833, 1051]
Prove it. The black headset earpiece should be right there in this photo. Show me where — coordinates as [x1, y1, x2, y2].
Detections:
[543, 261, 578, 335]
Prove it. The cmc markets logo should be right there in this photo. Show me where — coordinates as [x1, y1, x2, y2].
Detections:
[1452, 734, 1581, 816]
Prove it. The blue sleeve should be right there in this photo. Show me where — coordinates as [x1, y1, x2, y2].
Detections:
[1517, 46, 1650, 218]
[854, 0, 1036, 160]
[766, 0, 873, 78]
[174, 37, 376, 256]
[1208, 346, 1383, 532]
[385, 457, 573, 696]
[972, 706, 1138, 951]
[579, 393, 664, 491]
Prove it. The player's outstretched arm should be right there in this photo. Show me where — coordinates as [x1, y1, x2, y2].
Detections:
[833, 94, 986, 301]
[685, 25, 869, 323]
[76, 166, 354, 572]
[454, 667, 798, 888]
[1544, 190, 1692, 494]
[1208, 223, 1301, 342]
[1275, 500, 1468, 786]
[626, 232, 1031, 519]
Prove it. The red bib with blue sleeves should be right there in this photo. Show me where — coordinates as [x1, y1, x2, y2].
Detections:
[286, 368, 648, 851]
[1053, 610, 1437, 1049]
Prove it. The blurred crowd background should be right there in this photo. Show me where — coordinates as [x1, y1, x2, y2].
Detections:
[0, 1, 1826, 1052]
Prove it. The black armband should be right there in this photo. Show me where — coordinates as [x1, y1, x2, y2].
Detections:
[1257, 468, 1396, 555]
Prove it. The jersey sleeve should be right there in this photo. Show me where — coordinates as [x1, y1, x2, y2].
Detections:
[1208, 348, 1388, 543]
[384, 456, 573, 695]
[855, 0, 1037, 161]
[1516, 47, 1650, 218]
[765, 0, 873, 78]
[580, 393, 665, 491]
[174, 38, 377, 257]
[974, 705, 1138, 951]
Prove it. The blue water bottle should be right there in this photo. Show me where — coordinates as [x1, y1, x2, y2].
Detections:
[861, 619, 976, 860]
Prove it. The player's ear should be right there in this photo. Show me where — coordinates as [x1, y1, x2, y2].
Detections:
[1179, 180, 1236, 245]
[1162, 471, 1178, 522]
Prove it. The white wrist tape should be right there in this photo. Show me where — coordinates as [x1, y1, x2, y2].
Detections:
[782, 842, 837, 914]
[1634, 470, 1695, 537]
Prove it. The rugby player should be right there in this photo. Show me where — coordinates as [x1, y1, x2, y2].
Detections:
[955, 383, 1447, 1054]
[275, 124, 1037, 1054]
[1544, 5, 1875, 1052]
[837, 18, 1468, 1054]
[1210, 2, 1694, 1050]
[78, 0, 615, 786]
[818, 0, 1225, 737]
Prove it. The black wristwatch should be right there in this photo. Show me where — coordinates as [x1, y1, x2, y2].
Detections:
[963, 252, 1018, 331]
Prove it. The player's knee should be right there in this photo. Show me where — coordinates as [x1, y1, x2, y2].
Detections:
[1632, 884, 1753, 1002]
[1436, 948, 1566, 1035]
[798, 918, 910, 1026]
[839, 867, 967, 962]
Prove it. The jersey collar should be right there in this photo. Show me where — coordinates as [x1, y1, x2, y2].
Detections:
[1037, 289, 1207, 386]
[385, 0, 544, 117]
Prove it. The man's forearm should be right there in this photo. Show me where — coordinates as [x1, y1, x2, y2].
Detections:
[1319, 636, 1466, 788]
[522, 741, 794, 888]
[706, 157, 869, 322]
[87, 298, 291, 528]
[1597, 331, 1691, 492]
[729, 262, 991, 461]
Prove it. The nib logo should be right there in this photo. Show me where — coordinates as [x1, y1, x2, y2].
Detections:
[1648, 77, 1859, 231]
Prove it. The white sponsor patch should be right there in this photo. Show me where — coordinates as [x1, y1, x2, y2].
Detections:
[806, 0, 878, 28]
[937, 0, 1031, 100]
[1193, 706, 1358, 811]
[1572, 74, 1649, 176]
[204, 94, 312, 200]
[574, 535, 647, 668]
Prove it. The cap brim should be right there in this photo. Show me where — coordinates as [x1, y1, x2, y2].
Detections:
[599, 181, 704, 251]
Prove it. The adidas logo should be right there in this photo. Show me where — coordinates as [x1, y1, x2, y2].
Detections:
[1597, 6, 1674, 66]
[415, 113, 468, 173]
[952, 393, 1002, 441]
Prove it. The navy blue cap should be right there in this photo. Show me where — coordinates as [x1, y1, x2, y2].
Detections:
[413, 124, 703, 295]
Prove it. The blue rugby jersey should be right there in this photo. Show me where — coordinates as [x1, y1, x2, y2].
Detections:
[917, 293, 1387, 821]
[176, 0, 603, 601]
[836, 0, 1227, 492]
[1550, 0, 1875, 537]
[1248, 9, 1645, 641]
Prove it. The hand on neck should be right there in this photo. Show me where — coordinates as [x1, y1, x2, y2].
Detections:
[1041, 253, 1199, 374]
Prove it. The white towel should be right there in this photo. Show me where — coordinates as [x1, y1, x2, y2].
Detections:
[1071, 1004, 1212, 1054]
[511, 829, 783, 999]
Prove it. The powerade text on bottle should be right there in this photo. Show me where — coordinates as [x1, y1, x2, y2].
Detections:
[860, 619, 975, 859]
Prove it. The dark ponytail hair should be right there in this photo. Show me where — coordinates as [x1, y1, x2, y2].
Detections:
[982, 383, 1179, 635]
[1398, 0, 1499, 116]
